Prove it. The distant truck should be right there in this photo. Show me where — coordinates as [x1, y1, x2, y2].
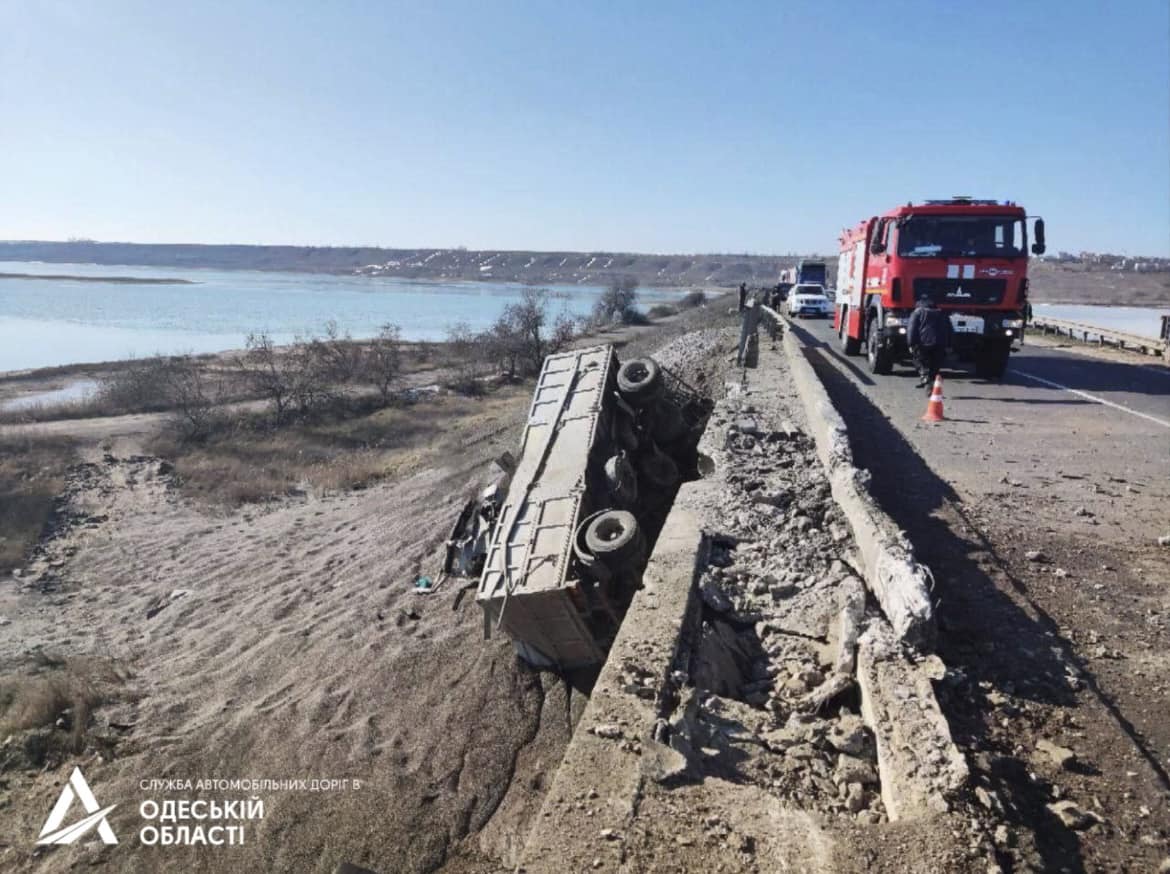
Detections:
[778, 259, 828, 289]
[796, 259, 827, 287]
[474, 345, 710, 669]
[833, 197, 1046, 379]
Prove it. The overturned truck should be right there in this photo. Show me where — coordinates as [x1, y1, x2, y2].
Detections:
[474, 345, 709, 669]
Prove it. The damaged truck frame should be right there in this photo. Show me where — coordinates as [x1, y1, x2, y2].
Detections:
[459, 344, 709, 670]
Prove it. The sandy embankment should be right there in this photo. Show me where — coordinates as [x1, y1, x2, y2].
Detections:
[0, 301, 737, 873]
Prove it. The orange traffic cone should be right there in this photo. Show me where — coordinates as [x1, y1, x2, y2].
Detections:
[922, 375, 945, 422]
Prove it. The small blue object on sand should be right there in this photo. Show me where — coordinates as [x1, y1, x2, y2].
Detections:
[415, 576, 432, 591]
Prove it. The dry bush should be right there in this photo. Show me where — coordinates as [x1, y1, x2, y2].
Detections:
[0, 433, 76, 573]
[445, 321, 487, 394]
[479, 289, 576, 378]
[0, 656, 121, 755]
[157, 383, 530, 506]
[679, 290, 707, 308]
[312, 320, 364, 383]
[239, 331, 331, 423]
[94, 356, 176, 413]
[591, 276, 642, 326]
[160, 356, 225, 442]
[648, 304, 678, 319]
[364, 323, 402, 405]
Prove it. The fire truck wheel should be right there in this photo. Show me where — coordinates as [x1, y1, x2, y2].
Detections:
[975, 340, 1011, 379]
[585, 510, 643, 566]
[866, 320, 894, 374]
[617, 358, 664, 407]
[839, 313, 861, 356]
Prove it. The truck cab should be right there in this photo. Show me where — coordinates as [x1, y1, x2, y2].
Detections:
[834, 198, 1045, 379]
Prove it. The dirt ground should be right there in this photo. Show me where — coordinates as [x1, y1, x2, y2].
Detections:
[0, 300, 737, 873]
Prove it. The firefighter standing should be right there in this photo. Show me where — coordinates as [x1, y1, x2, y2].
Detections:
[907, 296, 952, 390]
[738, 282, 747, 312]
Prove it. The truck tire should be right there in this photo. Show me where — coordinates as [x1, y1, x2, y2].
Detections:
[975, 340, 1011, 380]
[839, 310, 861, 356]
[617, 358, 663, 407]
[585, 510, 643, 569]
[866, 317, 894, 375]
[603, 453, 638, 508]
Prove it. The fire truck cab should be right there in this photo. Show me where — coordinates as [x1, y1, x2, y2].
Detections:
[834, 198, 1045, 379]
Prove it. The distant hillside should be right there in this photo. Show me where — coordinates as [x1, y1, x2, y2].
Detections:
[2, 240, 1164, 304]
[0, 241, 813, 288]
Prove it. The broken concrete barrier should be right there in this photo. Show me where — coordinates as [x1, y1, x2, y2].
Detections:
[782, 329, 936, 650]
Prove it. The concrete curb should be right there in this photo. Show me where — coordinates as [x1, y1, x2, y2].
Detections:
[780, 324, 936, 651]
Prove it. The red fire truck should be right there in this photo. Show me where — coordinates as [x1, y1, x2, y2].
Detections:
[833, 198, 1045, 378]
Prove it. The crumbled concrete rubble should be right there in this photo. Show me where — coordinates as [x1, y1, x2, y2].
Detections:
[650, 327, 739, 393]
[659, 364, 892, 821]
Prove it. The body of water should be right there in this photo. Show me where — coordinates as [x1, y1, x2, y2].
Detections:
[0, 261, 687, 373]
[1034, 303, 1170, 340]
[0, 378, 99, 412]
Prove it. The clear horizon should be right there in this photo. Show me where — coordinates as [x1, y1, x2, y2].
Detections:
[3, 1, 1168, 257]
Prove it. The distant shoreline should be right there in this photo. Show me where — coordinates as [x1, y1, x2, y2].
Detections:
[0, 272, 195, 285]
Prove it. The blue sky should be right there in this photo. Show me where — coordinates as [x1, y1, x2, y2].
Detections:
[2, 0, 1167, 255]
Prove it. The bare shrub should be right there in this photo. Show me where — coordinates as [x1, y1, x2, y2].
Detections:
[483, 288, 577, 378]
[0, 433, 75, 573]
[413, 341, 434, 363]
[240, 332, 293, 422]
[550, 310, 577, 352]
[591, 276, 641, 325]
[648, 304, 678, 319]
[445, 321, 485, 393]
[367, 323, 402, 405]
[160, 356, 223, 442]
[286, 336, 338, 416]
[312, 320, 363, 383]
[679, 290, 707, 309]
[95, 357, 175, 412]
[0, 657, 120, 755]
[239, 331, 338, 423]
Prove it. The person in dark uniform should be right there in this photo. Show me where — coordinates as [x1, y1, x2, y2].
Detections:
[907, 296, 952, 390]
[738, 282, 747, 312]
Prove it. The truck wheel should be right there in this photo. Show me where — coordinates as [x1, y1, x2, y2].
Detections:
[839, 310, 861, 356]
[585, 510, 643, 568]
[603, 453, 638, 507]
[866, 318, 893, 375]
[975, 340, 1011, 379]
[617, 358, 663, 407]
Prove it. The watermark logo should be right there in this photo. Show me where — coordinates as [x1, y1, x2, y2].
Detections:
[37, 767, 118, 845]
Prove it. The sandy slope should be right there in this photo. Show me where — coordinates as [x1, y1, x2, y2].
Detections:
[0, 303, 736, 873]
[2, 441, 575, 872]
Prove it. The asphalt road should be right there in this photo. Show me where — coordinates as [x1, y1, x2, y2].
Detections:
[787, 316, 1170, 546]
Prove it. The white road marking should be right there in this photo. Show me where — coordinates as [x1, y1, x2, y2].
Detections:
[1013, 369, 1170, 429]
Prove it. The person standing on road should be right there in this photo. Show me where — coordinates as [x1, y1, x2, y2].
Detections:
[907, 296, 952, 390]
[737, 293, 763, 366]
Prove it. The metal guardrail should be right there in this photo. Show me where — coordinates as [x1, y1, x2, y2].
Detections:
[1029, 315, 1168, 359]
